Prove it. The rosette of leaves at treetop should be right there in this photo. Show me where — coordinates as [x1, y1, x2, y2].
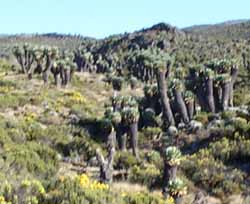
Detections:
[33, 46, 45, 61]
[183, 91, 194, 103]
[169, 78, 184, 92]
[111, 95, 123, 109]
[132, 48, 174, 74]
[203, 68, 215, 80]
[45, 46, 59, 59]
[188, 64, 206, 90]
[164, 146, 182, 166]
[143, 84, 158, 97]
[152, 50, 174, 72]
[174, 67, 187, 80]
[121, 107, 139, 125]
[214, 73, 231, 87]
[189, 64, 205, 77]
[105, 110, 122, 126]
[207, 58, 232, 74]
[121, 96, 138, 108]
[12, 45, 22, 57]
[167, 177, 187, 198]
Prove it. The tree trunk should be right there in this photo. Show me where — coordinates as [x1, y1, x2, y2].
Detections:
[214, 86, 222, 112]
[156, 70, 175, 127]
[116, 124, 127, 151]
[54, 73, 60, 87]
[64, 69, 71, 87]
[162, 162, 177, 196]
[129, 122, 139, 159]
[197, 84, 207, 111]
[43, 70, 49, 84]
[229, 67, 238, 107]
[34, 63, 43, 74]
[96, 147, 115, 184]
[185, 100, 194, 120]
[205, 78, 215, 113]
[60, 68, 65, 85]
[222, 81, 231, 111]
[96, 131, 116, 184]
[173, 89, 189, 124]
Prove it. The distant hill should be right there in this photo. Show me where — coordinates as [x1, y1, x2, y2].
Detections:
[183, 19, 250, 40]
[2, 19, 250, 59]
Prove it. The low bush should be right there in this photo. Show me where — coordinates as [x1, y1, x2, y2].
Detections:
[129, 163, 161, 188]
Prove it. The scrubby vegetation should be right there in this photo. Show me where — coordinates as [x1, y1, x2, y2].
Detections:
[1, 20, 250, 204]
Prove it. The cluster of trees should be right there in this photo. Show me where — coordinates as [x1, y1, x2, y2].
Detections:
[12, 43, 76, 87]
[124, 49, 239, 128]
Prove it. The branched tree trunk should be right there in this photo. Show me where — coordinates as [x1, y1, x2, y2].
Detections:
[96, 131, 116, 184]
[205, 78, 215, 113]
[156, 70, 175, 127]
[173, 89, 189, 124]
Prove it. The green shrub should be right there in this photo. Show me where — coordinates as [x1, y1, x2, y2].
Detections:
[114, 151, 138, 171]
[129, 163, 161, 188]
[2, 142, 59, 177]
[0, 179, 46, 204]
[145, 150, 163, 169]
[141, 127, 162, 140]
[63, 136, 100, 161]
[194, 112, 209, 124]
[0, 93, 29, 109]
[182, 149, 246, 198]
[221, 111, 236, 121]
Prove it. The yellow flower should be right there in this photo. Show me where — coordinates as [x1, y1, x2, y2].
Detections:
[59, 176, 65, 182]
[64, 90, 86, 104]
[0, 195, 12, 204]
[0, 196, 5, 202]
[166, 196, 175, 204]
[121, 192, 127, 197]
[76, 174, 109, 191]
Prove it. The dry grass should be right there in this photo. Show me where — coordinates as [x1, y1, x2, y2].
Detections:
[112, 181, 148, 193]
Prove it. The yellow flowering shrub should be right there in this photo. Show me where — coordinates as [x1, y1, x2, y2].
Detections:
[21, 179, 46, 195]
[0, 196, 11, 204]
[0, 86, 14, 94]
[45, 174, 177, 204]
[165, 196, 175, 204]
[24, 112, 38, 123]
[53, 90, 87, 112]
[77, 174, 109, 191]
[64, 90, 86, 104]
